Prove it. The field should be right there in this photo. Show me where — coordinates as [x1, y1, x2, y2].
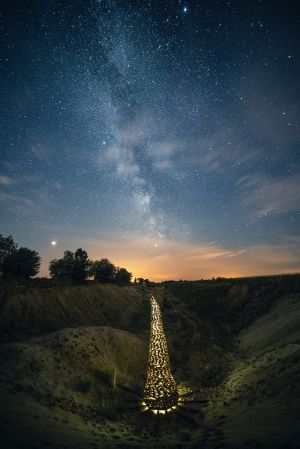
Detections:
[0, 275, 299, 448]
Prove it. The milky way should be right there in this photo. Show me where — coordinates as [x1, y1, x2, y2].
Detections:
[1, 1, 299, 279]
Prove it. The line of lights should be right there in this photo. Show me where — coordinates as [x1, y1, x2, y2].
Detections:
[143, 295, 178, 414]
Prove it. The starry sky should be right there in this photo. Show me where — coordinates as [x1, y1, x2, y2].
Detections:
[1, 0, 299, 280]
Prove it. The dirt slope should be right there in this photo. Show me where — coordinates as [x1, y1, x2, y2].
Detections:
[0, 283, 147, 340]
[0, 326, 146, 414]
[0, 325, 147, 449]
[206, 294, 300, 448]
[0, 277, 299, 448]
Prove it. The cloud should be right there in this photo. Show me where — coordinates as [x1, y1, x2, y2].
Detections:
[0, 190, 34, 209]
[118, 118, 149, 146]
[31, 143, 52, 160]
[146, 141, 182, 158]
[39, 233, 300, 280]
[185, 128, 259, 174]
[0, 185, 61, 220]
[154, 159, 174, 171]
[145, 140, 183, 172]
[0, 175, 15, 186]
[101, 145, 139, 177]
[143, 128, 259, 175]
[238, 172, 300, 215]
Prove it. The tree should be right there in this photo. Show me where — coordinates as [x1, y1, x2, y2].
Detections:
[0, 234, 17, 276]
[49, 258, 66, 281]
[49, 250, 74, 282]
[73, 248, 90, 283]
[49, 249, 90, 283]
[90, 258, 116, 283]
[2, 247, 41, 279]
[136, 277, 151, 286]
[115, 267, 132, 285]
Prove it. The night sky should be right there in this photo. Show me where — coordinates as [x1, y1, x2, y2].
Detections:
[1, 0, 299, 280]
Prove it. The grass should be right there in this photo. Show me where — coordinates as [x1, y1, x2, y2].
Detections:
[1, 274, 300, 447]
[76, 375, 93, 393]
[128, 298, 150, 332]
[94, 367, 117, 389]
[165, 274, 300, 334]
[75, 365, 118, 395]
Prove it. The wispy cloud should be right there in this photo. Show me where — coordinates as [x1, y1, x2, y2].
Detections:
[104, 145, 139, 176]
[185, 128, 260, 173]
[154, 159, 174, 171]
[144, 127, 260, 175]
[31, 143, 52, 160]
[0, 175, 15, 186]
[238, 172, 300, 215]
[146, 141, 182, 158]
[39, 233, 300, 280]
[0, 190, 34, 210]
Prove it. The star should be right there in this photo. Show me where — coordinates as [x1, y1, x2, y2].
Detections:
[1, 0, 298, 282]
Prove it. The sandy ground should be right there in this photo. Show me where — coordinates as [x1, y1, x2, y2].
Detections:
[0, 282, 299, 448]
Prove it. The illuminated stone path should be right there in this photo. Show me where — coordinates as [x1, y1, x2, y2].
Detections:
[143, 295, 178, 414]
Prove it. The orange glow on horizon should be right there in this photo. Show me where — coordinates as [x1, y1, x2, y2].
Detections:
[39, 235, 300, 281]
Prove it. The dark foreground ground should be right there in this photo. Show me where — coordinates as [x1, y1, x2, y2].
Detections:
[0, 275, 299, 449]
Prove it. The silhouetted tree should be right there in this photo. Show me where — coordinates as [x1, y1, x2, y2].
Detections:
[0, 234, 17, 276]
[2, 247, 41, 279]
[115, 267, 132, 285]
[90, 258, 116, 283]
[49, 258, 66, 280]
[49, 249, 90, 283]
[49, 250, 74, 282]
[73, 248, 90, 283]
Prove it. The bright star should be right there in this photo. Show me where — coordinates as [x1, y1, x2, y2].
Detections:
[51, 241, 57, 246]
[183, 6, 188, 13]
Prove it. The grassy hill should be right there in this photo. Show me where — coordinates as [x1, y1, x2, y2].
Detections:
[0, 275, 299, 448]
[0, 282, 149, 340]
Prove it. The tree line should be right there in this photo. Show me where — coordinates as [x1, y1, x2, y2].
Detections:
[0, 235, 132, 284]
[0, 234, 40, 279]
[49, 248, 132, 284]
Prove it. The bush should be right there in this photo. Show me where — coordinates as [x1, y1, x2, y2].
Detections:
[76, 376, 93, 393]
[0, 234, 17, 276]
[115, 267, 132, 285]
[90, 258, 116, 283]
[49, 248, 90, 284]
[2, 247, 41, 279]
[128, 300, 150, 332]
[94, 367, 117, 388]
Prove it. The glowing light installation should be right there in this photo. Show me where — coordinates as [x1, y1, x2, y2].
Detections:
[143, 295, 178, 413]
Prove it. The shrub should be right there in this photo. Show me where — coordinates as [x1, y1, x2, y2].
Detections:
[76, 376, 93, 393]
[90, 258, 116, 283]
[49, 248, 90, 284]
[94, 367, 117, 389]
[2, 247, 41, 279]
